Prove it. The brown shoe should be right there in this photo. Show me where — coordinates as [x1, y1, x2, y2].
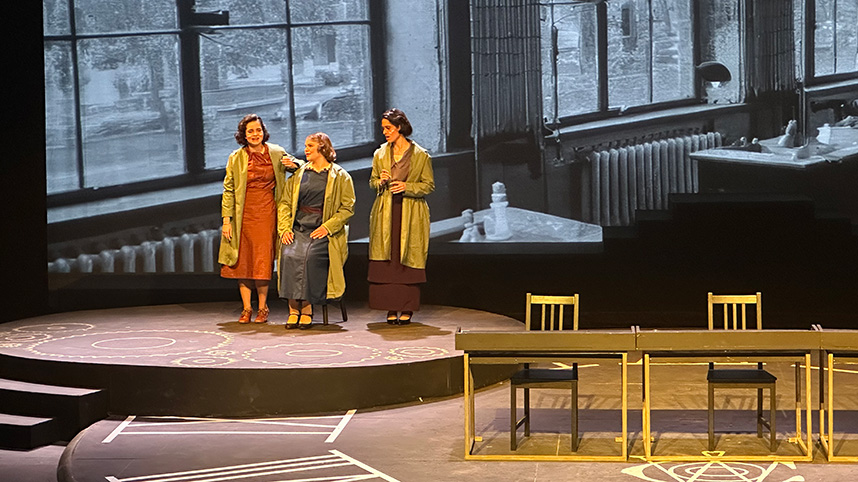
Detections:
[254, 307, 269, 323]
[238, 309, 252, 324]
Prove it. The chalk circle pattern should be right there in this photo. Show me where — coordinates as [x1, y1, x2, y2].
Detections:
[26, 330, 232, 359]
[172, 356, 237, 367]
[244, 342, 383, 367]
[388, 347, 448, 359]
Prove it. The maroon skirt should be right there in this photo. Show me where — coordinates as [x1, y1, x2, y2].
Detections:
[368, 193, 425, 311]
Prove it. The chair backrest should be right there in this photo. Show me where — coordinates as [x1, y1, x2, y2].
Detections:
[707, 292, 762, 330]
[525, 293, 579, 331]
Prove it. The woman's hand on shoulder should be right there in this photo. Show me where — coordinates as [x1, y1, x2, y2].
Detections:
[310, 226, 329, 239]
[281, 232, 294, 244]
[282, 157, 299, 170]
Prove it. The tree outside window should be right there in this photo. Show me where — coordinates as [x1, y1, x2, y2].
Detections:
[44, 0, 374, 197]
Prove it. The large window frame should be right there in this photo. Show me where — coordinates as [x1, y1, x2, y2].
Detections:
[541, 0, 703, 127]
[801, 0, 858, 86]
[44, 0, 384, 208]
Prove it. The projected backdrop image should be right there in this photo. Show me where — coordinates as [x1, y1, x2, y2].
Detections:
[45, 0, 858, 278]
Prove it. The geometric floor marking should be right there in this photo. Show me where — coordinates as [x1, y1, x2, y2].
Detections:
[101, 410, 357, 445]
[27, 329, 232, 359]
[622, 461, 803, 482]
[104, 449, 400, 482]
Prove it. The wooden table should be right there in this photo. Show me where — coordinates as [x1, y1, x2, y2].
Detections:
[456, 328, 635, 461]
[637, 329, 817, 462]
[815, 326, 858, 462]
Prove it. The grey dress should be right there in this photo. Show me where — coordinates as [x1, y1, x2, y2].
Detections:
[278, 168, 330, 304]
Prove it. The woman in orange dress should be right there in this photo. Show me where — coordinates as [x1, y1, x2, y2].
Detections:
[219, 114, 299, 323]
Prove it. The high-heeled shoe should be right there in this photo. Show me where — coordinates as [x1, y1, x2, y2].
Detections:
[298, 313, 313, 329]
[386, 311, 398, 324]
[398, 311, 413, 325]
[285, 310, 300, 329]
[254, 307, 269, 323]
[238, 309, 253, 324]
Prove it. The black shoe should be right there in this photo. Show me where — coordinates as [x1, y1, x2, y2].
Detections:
[386, 311, 398, 324]
[398, 311, 412, 325]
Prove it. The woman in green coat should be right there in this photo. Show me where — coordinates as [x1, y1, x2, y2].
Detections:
[219, 114, 300, 324]
[368, 109, 434, 325]
[278, 133, 355, 329]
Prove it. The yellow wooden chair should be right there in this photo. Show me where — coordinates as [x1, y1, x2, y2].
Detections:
[510, 293, 579, 451]
[706, 292, 777, 451]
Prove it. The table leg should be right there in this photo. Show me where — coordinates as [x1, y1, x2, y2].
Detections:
[643, 353, 651, 459]
[621, 352, 628, 459]
[464, 353, 474, 457]
[829, 352, 835, 461]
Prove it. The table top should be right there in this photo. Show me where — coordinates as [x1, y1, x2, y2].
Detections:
[690, 128, 858, 170]
[455, 328, 637, 352]
[455, 328, 858, 354]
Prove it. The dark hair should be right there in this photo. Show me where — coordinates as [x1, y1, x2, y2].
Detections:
[234, 114, 270, 146]
[306, 132, 337, 163]
[381, 108, 413, 137]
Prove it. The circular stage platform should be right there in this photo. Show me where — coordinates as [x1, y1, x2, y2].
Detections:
[0, 302, 520, 416]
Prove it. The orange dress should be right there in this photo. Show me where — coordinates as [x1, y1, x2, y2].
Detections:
[220, 148, 276, 280]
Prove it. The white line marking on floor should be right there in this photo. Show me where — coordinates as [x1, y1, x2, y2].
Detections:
[330, 450, 400, 482]
[325, 409, 356, 443]
[102, 415, 136, 444]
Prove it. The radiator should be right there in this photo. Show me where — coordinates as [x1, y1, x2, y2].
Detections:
[584, 132, 722, 226]
[48, 229, 221, 274]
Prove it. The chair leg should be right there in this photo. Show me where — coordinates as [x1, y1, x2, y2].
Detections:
[770, 384, 777, 451]
[708, 383, 715, 451]
[757, 388, 764, 438]
[571, 384, 578, 452]
[340, 300, 348, 322]
[322, 305, 329, 325]
[523, 388, 531, 436]
[510, 384, 517, 451]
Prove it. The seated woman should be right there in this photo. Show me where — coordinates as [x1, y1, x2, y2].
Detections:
[278, 133, 355, 329]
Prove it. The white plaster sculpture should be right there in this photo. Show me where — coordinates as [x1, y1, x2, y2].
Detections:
[483, 182, 512, 241]
[459, 209, 482, 242]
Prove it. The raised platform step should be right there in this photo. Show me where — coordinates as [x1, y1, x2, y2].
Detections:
[0, 413, 60, 450]
[0, 377, 108, 446]
[0, 303, 519, 418]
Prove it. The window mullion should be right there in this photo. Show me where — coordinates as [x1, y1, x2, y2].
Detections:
[67, 0, 85, 189]
[597, 1, 609, 113]
[284, 0, 297, 152]
[648, 0, 654, 104]
[177, 0, 206, 174]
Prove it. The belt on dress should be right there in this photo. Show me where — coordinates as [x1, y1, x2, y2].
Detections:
[298, 205, 323, 214]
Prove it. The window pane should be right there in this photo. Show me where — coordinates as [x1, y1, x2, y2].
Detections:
[196, 0, 287, 26]
[608, 0, 651, 109]
[815, 0, 836, 75]
[77, 36, 184, 188]
[200, 28, 293, 168]
[699, 0, 741, 104]
[292, 25, 373, 150]
[651, 0, 694, 103]
[540, 3, 599, 119]
[834, 0, 858, 73]
[45, 41, 78, 194]
[43, 0, 70, 36]
[290, 0, 369, 23]
[74, 0, 177, 34]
